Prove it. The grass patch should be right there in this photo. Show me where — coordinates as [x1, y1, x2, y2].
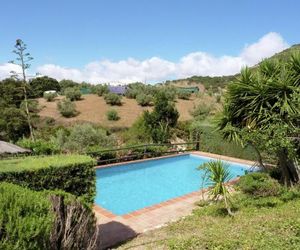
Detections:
[0, 154, 94, 172]
[118, 193, 300, 250]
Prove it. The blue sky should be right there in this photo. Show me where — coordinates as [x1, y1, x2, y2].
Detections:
[1, 0, 299, 83]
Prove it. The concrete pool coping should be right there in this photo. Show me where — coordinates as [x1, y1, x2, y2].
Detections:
[94, 151, 257, 249]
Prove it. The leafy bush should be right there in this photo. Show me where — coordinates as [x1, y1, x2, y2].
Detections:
[53, 124, 117, 153]
[17, 137, 60, 155]
[237, 172, 281, 197]
[43, 92, 57, 102]
[94, 84, 109, 96]
[106, 109, 120, 121]
[57, 98, 78, 117]
[177, 92, 191, 100]
[104, 93, 122, 105]
[64, 87, 81, 101]
[0, 182, 98, 250]
[136, 93, 153, 106]
[0, 155, 96, 203]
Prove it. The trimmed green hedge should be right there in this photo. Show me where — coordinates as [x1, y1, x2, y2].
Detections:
[0, 182, 97, 250]
[0, 155, 96, 203]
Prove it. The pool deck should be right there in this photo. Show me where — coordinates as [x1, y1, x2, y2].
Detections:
[94, 151, 256, 249]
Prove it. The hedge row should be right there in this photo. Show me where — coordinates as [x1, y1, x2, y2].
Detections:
[0, 155, 96, 203]
[0, 182, 97, 250]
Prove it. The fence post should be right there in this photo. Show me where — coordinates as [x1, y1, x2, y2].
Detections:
[195, 132, 200, 151]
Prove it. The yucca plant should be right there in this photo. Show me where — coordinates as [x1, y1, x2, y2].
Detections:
[198, 160, 234, 216]
[218, 53, 300, 186]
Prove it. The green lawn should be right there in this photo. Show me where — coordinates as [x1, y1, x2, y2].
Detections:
[0, 154, 94, 172]
[119, 194, 300, 249]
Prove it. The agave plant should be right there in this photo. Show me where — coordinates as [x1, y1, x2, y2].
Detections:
[198, 160, 234, 216]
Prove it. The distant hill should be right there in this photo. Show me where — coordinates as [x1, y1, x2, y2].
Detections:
[165, 44, 300, 92]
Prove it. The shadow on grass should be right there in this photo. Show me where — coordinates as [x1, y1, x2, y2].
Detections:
[98, 221, 137, 250]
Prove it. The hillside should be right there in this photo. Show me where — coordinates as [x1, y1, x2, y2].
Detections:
[165, 44, 300, 92]
[38, 94, 219, 128]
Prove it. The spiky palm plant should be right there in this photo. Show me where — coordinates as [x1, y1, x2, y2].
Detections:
[218, 53, 300, 186]
[198, 160, 234, 216]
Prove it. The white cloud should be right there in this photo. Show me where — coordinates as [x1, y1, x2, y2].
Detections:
[0, 63, 22, 79]
[240, 32, 289, 65]
[0, 32, 289, 84]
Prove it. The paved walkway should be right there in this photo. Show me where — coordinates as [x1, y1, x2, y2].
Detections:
[94, 151, 256, 249]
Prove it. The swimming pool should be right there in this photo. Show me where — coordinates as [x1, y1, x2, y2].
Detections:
[95, 154, 251, 215]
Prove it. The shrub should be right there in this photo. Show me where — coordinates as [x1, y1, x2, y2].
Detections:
[94, 84, 109, 96]
[106, 109, 120, 121]
[17, 137, 60, 155]
[136, 93, 153, 106]
[177, 92, 191, 100]
[53, 124, 117, 153]
[104, 93, 122, 105]
[43, 92, 57, 102]
[57, 98, 78, 117]
[237, 172, 281, 197]
[0, 182, 98, 249]
[64, 87, 81, 101]
[0, 155, 96, 203]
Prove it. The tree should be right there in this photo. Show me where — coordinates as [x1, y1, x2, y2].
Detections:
[29, 76, 60, 97]
[9, 39, 35, 140]
[59, 79, 79, 92]
[143, 91, 179, 143]
[0, 107, 29, 141]
[198, 160, 233, 216]
[218, 54, 300, 186]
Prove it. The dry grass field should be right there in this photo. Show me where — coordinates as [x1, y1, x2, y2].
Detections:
[38, 94, 218, 127]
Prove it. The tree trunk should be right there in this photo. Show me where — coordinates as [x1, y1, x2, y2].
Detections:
[23, 85, 35, 141]
[249, 142, 266, 169]
[278, 149, 300, 186]
[223, 194, 234, 216]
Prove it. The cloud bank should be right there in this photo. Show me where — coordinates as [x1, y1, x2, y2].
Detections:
[0, 32, 288, 83]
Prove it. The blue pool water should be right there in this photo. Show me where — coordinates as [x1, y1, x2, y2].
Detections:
[95, 154, 250, 215]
